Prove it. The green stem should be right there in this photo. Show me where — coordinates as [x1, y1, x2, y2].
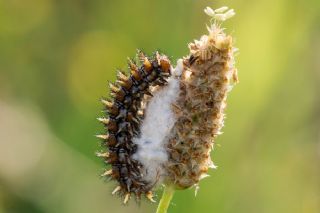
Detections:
[156, 185, 175, 213]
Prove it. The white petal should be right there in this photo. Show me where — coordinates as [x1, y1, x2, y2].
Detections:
[214, 6, 229, 13]
[204, 7, 215, 16]
[224, 9, 235, 20]
[200, 173, 210, 180]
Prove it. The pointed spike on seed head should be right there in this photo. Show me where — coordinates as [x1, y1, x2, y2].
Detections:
[194, 184, 200, 197]
[208, 160, 217, 169]
[232, 69, 239, 83]
[199, 173, 210, 180]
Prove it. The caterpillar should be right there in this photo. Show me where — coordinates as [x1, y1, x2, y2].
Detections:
[96, 51, 172, 204]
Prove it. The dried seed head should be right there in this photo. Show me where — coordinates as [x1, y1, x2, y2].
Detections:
[165, 6, 238, 189]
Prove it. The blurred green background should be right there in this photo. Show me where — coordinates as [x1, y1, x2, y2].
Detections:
[0, 0, 319, 212]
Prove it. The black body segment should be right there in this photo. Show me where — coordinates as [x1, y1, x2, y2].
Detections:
[97, 51, 171, 203]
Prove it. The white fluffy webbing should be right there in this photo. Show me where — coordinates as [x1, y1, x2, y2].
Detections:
[132, 60, 183, 184]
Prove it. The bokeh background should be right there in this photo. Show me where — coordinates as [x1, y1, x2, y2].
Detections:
[0, 0, 320, 212]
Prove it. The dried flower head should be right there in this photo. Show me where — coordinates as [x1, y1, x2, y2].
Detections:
[97, 6, 238, 204]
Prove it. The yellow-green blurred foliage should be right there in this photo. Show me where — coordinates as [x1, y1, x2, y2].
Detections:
[0, 0, 319, 212]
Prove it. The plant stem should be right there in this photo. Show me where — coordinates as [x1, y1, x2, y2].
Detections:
[156, 185, 175, 213]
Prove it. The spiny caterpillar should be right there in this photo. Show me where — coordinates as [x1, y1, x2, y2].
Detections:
[97, 51, 172, 203]
[97, 5, 238, 205]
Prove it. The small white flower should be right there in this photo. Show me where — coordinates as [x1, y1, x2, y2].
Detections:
[214, 6, 229, 13]
[224, 9, 236, 20]
[204, 6, 215, 17]
[204, 6, 236, 22]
